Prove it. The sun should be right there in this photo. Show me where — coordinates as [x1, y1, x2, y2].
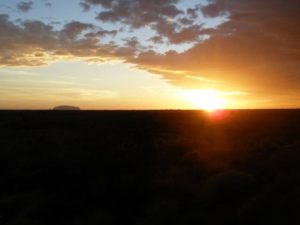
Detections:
[180, 89, 227, 111]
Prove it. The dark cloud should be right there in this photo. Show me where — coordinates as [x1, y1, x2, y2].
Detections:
[81, 0, 204, 44]
[148, 36, 164, 44]
[201, 0, 227, 18]
[84, 29, 118, 38]
[62, 21, 95, 39]
[45, 2, 52, 7]
[187, 4, 201, 19]
[17, 1, 33, 12]
[160, 24, 204, 44]
[93, 0, 182, 27]
[178, 17, 194, 26]
[123, 37, 138, 47]
[0, 15, 135, 66]
[79, 2, 91, 11]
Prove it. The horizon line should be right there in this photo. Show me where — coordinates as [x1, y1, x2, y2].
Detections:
[1, 108, 300, 111]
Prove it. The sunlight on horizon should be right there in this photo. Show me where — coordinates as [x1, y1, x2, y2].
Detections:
[179, 89, 227, 112]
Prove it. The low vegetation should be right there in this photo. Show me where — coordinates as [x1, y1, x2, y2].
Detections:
[0, 110, 300, 225]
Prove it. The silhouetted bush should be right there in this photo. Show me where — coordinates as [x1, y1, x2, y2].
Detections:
[203, 170, 258, 205]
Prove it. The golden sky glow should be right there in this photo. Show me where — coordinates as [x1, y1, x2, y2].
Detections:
[179, 90, 227, 111]
[0, 0, 299, 109]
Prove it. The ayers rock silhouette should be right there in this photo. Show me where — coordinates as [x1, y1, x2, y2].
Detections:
[53, 105, 80, 111]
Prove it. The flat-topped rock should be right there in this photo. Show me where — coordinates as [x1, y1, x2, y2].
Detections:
[53, 105, 80, 111]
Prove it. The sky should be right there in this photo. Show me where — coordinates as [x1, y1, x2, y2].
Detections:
[0, 0, 299, 109]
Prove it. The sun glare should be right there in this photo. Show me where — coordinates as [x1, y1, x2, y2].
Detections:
[180, 89, 227, 111]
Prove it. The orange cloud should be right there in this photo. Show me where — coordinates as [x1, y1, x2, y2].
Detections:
[128, 0, 300, 97]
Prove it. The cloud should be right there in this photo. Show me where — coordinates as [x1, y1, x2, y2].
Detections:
[187, 5, 201, 19]
[0, 14, 136, 66]
[79, 2, 91, 11]
[17, 1, 33, 12]
[1, 0, 300, 100]
[127, 0, 300, 95]
[62, 21, 95, 39]
[85, 0, 183, 28]
[80, 0, 206, 44]
[84, 29, 118, 39]
[45, 2, 52, 7]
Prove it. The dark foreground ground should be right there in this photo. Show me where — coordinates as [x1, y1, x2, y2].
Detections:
[1, 110, 300, 225]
